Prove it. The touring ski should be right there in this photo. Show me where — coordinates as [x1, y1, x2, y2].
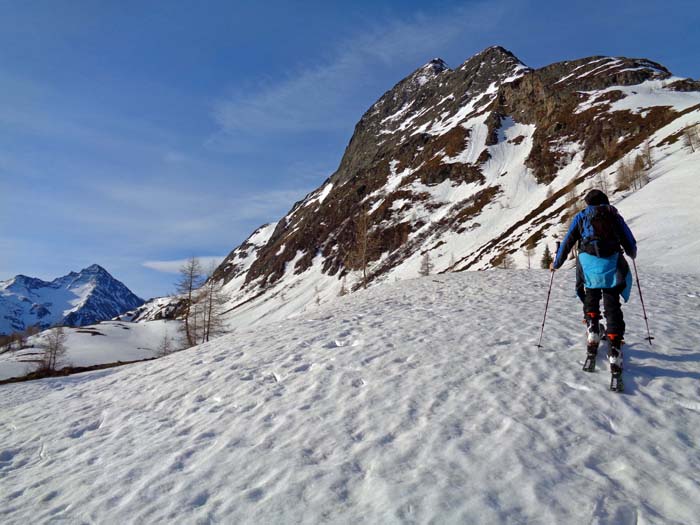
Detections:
[607, 344, 624, 393]
[582, 322, 606, 373]
[582, 343, 598, 372]
[609, 372, 624, 392]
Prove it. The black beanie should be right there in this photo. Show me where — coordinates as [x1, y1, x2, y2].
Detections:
[584, 189, 609, 206]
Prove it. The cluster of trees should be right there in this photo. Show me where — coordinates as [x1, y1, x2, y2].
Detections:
[175, 257, 227, 351]
[0, 325, 42, 353]
[1, 324, 72, 375]
[617, 142, 652, 192]
[38, 326, 68, 373]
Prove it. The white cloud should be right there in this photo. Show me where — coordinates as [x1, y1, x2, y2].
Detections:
[142, 256, 226, 274]
[212, 3, 505, 137]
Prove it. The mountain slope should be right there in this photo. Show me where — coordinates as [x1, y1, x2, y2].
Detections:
[126, 47, 699, 334]
[1, 270, 698, 523]
[0, 264, 144, 334]
[184, 46, 698, 331]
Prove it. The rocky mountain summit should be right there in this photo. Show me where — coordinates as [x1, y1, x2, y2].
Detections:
[0, 264, 144, 334]
[146, 46, 699, 328]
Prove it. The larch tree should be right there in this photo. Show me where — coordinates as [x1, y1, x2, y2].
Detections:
[419, 252, 434, 277]
[176, 257, 204, 347]
[40, 326, 68, 373]
[199, 264, 228, 344]
[523, 237, 537, 269]
[348, 206, 375, 289]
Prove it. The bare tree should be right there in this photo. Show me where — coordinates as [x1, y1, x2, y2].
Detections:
[683, 124, 700, 153]
[595, 173, 609, 196]
[641, 140, 653, 169]
[338, 276, 348, 297]
[176, 257, 204, 347]
[523, 237, 537, 269]
[199, 268, 228, 343]
[617, 158, 635, 191]
[419, 252, 433, 276]
[0, 334, 13, 354]
[348, 206, 375, 289]
[40, 326, 67, 373]
[618, 153, 651, 192]
[156, 326, 174, 357]
[497, 251, 515, 270]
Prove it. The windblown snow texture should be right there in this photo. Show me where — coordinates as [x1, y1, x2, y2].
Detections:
[1, 270, 698, 524]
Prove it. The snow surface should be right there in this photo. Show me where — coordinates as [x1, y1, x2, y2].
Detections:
[576, 78, 700, 115]
[1, 270, 699, 524]
[0, 320, 179, 381]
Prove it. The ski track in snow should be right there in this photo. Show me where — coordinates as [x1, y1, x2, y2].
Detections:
[0, 271, 699, 524]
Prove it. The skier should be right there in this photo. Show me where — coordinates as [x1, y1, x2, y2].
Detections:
[549, 189, 637, 391]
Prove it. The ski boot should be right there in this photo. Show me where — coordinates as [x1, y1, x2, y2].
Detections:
[582, 313, 600, 372]
[607, 334, 624, 392]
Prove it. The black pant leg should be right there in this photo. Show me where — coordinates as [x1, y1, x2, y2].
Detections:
[583, 288, 602, 318]
[602, 288, 625, 337]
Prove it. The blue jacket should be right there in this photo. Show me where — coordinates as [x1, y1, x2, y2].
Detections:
[553, 205, 637, 299]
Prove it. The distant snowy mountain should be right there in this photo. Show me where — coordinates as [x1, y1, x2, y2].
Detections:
[132, 46, 700, 331]
[0, 264, 144, 335]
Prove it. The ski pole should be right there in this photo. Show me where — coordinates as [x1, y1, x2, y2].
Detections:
[536, 270, 555, 349]
[536, 242, 559, 349]
[632, 258, 654, 345]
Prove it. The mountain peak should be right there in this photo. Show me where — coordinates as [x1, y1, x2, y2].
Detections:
[408, 58, 451, 86]
[81, 264, 110, 276]
[0, 265, 143, 334]
[422, 58, 449, 72]
[461, 45, 528, 72]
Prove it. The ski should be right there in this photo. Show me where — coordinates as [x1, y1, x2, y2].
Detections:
[582, 343, 598, 372]
[582, 322, 604, 372]
[609, 372, 624, 393]
[607, 344, 624, 393]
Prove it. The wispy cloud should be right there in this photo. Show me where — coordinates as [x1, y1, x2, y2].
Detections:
[142, 256, 226, 274]
[212, 3, 505, 139]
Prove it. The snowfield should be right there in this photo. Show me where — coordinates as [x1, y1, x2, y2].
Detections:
[0, 320, 180, 382]
[1, 270, 699, 524]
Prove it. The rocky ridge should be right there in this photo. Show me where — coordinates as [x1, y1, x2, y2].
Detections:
[139, 46, 700, 328]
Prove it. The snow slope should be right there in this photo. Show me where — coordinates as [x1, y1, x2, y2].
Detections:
[0, 320, 180, 381]
[1, 270, 698, 524]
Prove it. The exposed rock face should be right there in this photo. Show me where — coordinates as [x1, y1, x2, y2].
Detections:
[151, 46, 698, 326]
[0, 264, 144, 334]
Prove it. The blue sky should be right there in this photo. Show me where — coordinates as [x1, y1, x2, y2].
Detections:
[2, 0, 698, 298]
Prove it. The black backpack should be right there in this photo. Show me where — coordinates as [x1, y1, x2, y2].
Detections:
[579, 205, 620, 258]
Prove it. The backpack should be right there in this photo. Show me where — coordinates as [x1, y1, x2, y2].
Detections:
[578, 205, 620, 258]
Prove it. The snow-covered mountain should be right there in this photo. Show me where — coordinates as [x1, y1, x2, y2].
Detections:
[1, 270, 698, 523]
[130, 46, 700, 329]
[0, 264, 144, 335]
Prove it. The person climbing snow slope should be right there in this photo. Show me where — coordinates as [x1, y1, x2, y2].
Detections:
[550, 189, 637, 392]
